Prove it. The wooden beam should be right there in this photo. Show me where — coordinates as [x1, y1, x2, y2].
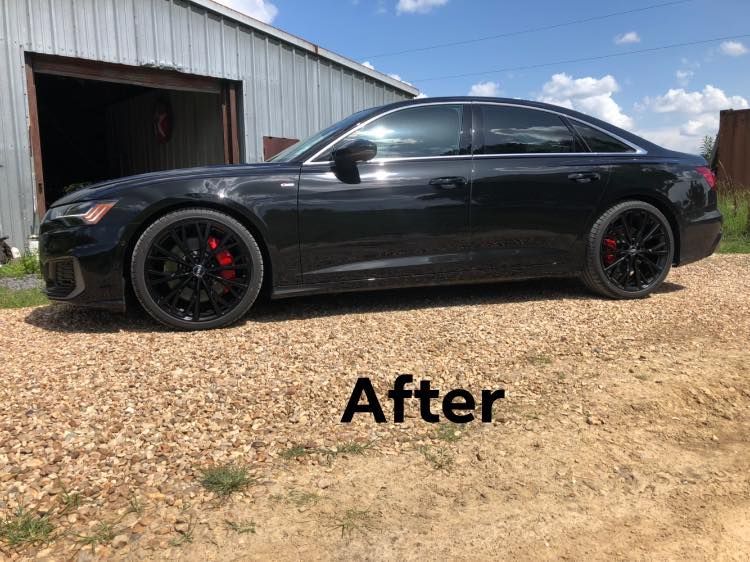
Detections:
[228, 82, 241, 164]
[25, 56, 46, 219]
[29, 53, 222, 94]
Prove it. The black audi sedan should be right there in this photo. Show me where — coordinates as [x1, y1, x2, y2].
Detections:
[40, 97, 722, 329]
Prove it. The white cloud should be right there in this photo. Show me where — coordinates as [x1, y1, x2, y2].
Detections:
[212, 0, 278, 23]
[614, 31, 640, 45]
[361, 61, 376, 70]
[675, 69, 694, 86]
[635, 85, 748, 154]
[641, 85, 749, 114]
[397, 0, 448, 14]
[468, 81, 501, 97]
[415, 92, 429, 99]
[388, 73, 414, 86]
[537, 73, 633, 128]
[720, 40, 748, 56]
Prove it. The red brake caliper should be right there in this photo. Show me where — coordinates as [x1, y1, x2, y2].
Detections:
[603, 237, 617, 266]
[207, 236, 236, 294]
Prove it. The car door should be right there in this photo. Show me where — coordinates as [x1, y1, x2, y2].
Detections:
[470, 103, 614, 271]
[298, 103, 472, 285]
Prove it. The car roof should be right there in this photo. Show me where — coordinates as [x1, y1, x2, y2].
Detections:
[379, 96, 664, 153]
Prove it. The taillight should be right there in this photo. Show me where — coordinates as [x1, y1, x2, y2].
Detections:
[696, 166, 716, 191]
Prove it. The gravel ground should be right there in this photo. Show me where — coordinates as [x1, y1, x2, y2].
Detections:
[0, 274, 44, 291]
[1, 255, 749, 560]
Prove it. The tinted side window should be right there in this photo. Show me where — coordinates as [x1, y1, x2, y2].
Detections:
[322, 105, 463, 161]
[572, 122, 635, 153]
[479, 106, 575, 154]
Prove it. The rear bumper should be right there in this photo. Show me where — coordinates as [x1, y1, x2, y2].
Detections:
[678, 209, 722, 266]
[39, 223, 127, 311]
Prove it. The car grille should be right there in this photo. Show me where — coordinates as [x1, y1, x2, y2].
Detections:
[44, 258, 78, 298]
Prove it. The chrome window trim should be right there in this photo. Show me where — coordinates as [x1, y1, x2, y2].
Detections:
[302, 100, 647, 166]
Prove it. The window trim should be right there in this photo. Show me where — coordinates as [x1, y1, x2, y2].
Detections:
[303, 101, 646, 165]
[474, 102, 645, 157]
[305, 101, 466, 165]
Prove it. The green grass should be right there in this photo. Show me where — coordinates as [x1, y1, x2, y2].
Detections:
[0, 507, 54, 546]
[199, 464, 254, 497]
[0, 255, 41, 278]
[0, 287, 48, 309]
[435, 423, 462, 443]
[279, 445, 313, 460]
[75, 521, 115, 547]
[718, 186, 750, 254]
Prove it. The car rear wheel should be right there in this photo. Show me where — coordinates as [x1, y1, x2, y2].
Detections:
[582, 200, 674, 299]
[131, 208, 263, 330]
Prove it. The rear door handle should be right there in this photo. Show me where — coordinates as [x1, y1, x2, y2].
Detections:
[568, 172, 601, 184]
[429, 176, 466, 189]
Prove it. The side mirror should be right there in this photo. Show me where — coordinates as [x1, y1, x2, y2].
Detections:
[332, 139, 377, 165]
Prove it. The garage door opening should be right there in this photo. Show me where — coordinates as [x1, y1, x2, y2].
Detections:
[25, 54, 241, 218]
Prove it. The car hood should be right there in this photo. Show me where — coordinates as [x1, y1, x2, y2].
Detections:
[49, 162, 299, 207]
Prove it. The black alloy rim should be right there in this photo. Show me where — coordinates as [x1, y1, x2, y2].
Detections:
[144, 220, 252, 322]
[600, 209, 670, 292]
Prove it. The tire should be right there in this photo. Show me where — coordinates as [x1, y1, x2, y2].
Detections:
[581, 200, 674, 299]
[131, 208, 264, 330]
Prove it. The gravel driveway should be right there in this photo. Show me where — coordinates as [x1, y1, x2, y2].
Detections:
[1, 255, 749, 560]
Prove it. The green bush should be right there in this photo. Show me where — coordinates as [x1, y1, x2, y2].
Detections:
[0, 254, 41, 278]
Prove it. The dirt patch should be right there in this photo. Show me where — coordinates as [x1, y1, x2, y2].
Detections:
[1, 255, 748, 560]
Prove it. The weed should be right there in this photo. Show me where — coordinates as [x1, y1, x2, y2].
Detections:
[327, 508, 376, 539]
[420, 446, 454, 471]
[526, 353, 552, 366]
[225, 519, 256, 534]
[0, 506, 54, 546]
[332, 441, 373, 455]
[279, 445, 312, 460]
[126, 493, 144, 515]
[435, 423, 462, 443]
[287, 490, 321, 507]
[75, 521, 115, 547]
[200, 464, 254, 497]
[59, 486, 82, 513]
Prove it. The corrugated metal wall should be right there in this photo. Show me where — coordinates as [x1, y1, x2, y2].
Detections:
[0, 0, 414, 246]
[716, 109, 750, 190]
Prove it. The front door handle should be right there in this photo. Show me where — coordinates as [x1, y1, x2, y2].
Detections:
[429, 176, 466, 189]
[568, 172, 601, 184]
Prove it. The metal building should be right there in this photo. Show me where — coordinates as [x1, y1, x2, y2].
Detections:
[0, 0, 417, 247]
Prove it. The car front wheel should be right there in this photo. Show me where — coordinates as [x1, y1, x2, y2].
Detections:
[131, 208, 264, 330]
[582, 200, 674, 299]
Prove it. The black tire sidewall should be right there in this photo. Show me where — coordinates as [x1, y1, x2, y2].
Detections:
[588, 201, 674, 299]
[131, 209, 263, 330]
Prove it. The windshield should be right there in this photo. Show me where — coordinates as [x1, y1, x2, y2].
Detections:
[268, 108, 379, 163]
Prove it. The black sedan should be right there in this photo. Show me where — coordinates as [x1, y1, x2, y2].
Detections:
[40, 97, 722, 330]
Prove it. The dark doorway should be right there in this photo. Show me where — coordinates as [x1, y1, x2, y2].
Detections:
[25, 54, 241, 214]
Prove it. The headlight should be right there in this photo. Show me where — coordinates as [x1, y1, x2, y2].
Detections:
[45, 201, 117, 225]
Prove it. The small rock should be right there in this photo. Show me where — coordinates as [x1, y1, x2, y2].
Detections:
[317, 479, 332, 489]
[112, 534, 129, 549]
[586, 415, 604, 425]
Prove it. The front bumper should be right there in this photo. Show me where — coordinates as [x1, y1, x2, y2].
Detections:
[39, 221, 127, 311]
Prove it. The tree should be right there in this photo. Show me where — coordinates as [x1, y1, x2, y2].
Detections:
[700, 135, 715, 161]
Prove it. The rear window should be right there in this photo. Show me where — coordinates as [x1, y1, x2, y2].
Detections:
[479, 105, 575, 154]
[572, 122, 635, 153]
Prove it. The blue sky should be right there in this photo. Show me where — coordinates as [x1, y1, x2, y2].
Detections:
[216, 0, 750, 153]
